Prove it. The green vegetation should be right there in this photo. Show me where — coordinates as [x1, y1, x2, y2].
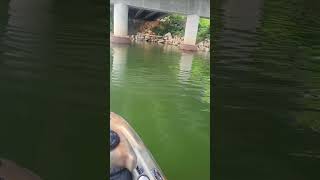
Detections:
[153, 14, 186, 37]
[153, 14, 210, 42]
[197, 18, 210, 42]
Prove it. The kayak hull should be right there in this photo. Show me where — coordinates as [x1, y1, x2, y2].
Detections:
[110, 112, 166, 180]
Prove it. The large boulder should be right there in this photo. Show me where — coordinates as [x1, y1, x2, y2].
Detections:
[158, 39, 165, 43]
[136, 32, 144, 40]
[164, 32, 172, 40]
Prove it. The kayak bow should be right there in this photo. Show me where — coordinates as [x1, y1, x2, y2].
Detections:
[110, 112, 166, 180]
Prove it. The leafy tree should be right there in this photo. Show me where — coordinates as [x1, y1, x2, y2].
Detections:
[153, 14, 186, 36]
[153, 14, 210, 42]
[197, 18, 210, 42]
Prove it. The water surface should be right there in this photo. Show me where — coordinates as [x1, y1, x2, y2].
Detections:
[0, 0, 107, 179]
[213, 0, 320, 179]
[110, 42, 210, 179]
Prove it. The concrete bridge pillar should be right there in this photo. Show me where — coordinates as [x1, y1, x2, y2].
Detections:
[111, 3, 131, 44]
[181, 14, 200, 51]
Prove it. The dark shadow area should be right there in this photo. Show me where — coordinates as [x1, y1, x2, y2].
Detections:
[0, 0, 108, 179]
[213, 0, 320, 179]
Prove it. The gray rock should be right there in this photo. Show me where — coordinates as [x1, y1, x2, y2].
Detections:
[164, 32, 172, 40]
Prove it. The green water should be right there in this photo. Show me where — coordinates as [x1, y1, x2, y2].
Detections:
[213, 0, 320, 179]
[110, 42, 210, 179]
[0, 0, 107, 179]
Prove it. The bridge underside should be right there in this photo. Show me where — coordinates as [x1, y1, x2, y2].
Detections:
[111, 5, 168, 21]
[129, 7, 168, 21]
[110, 0, 210, 18]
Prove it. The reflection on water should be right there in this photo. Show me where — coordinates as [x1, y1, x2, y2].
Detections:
[178, 52, 193, 83]
[111, 44, 129, 83]
[214, 0, 320, 179]
[111, 42, 210, 179]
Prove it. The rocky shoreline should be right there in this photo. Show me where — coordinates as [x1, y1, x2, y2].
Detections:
[129, 30, 210, 52]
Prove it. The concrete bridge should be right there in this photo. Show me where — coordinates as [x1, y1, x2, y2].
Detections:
[110, 0, 210, 51]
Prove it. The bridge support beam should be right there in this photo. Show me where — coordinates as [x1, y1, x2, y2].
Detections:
[111, 3, 131, 44]
[181, 14, 199, 51]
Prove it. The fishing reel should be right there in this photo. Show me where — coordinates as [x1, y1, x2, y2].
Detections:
[110, 130, 120, 151]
